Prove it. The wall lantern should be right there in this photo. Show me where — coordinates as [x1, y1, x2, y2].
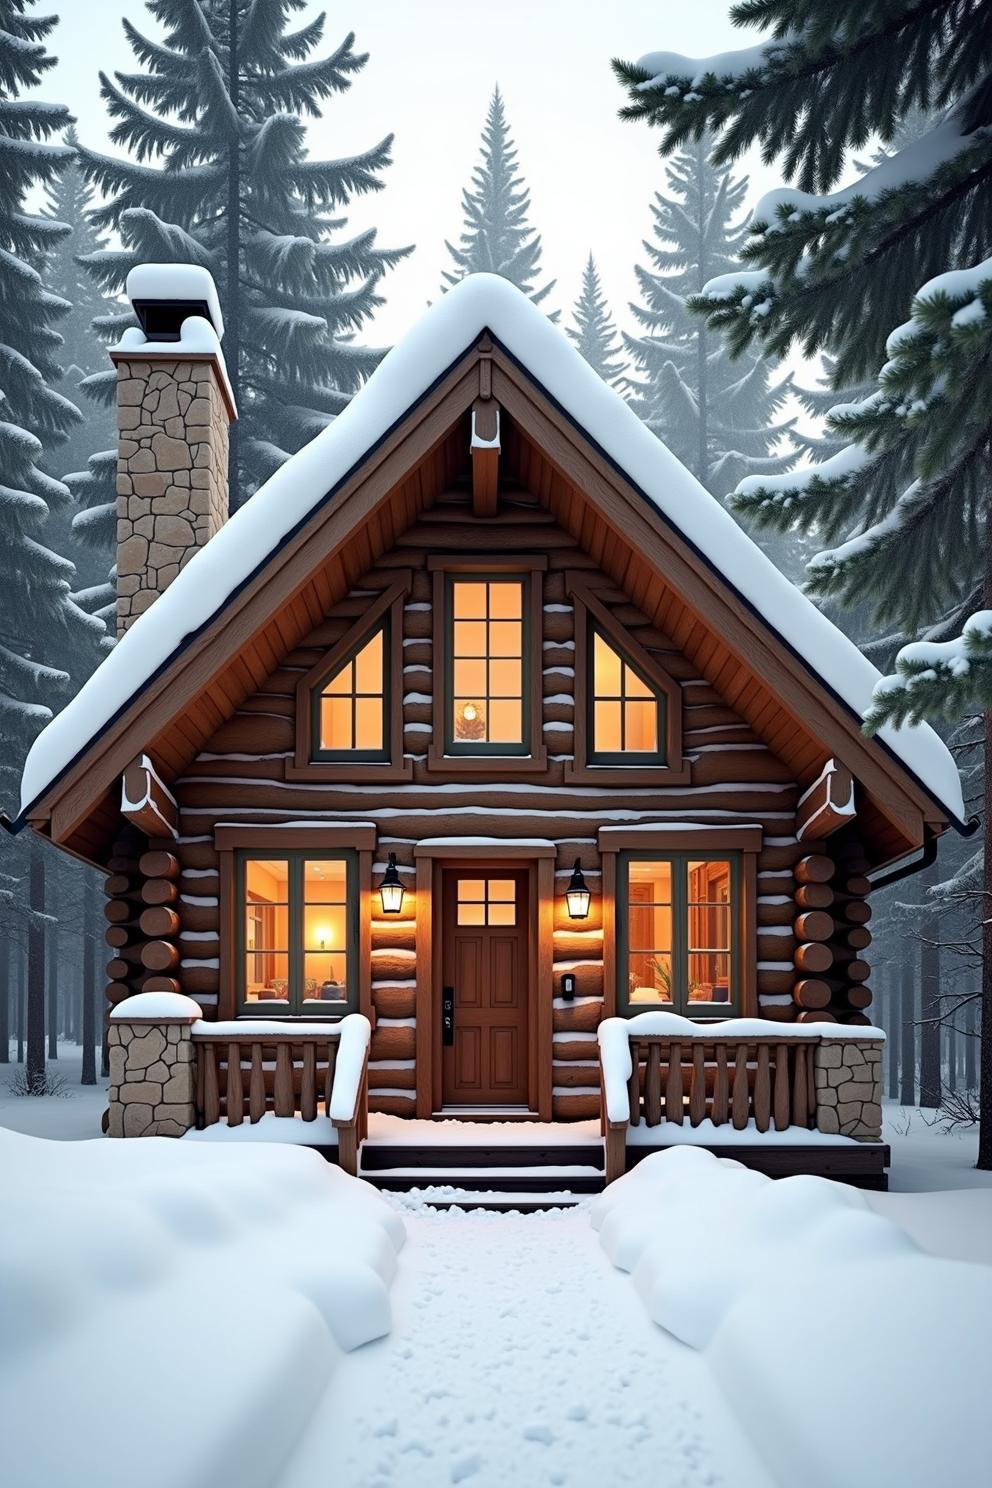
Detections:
[565, 858, 592, 920]
[379, 852, 405, 914]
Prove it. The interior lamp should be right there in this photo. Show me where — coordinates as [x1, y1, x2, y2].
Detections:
[379, 852, 405, 914]
[565, 858, 591, 919]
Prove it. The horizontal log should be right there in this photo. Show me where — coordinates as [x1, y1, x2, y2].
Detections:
[138, 850, 180, 880]
[106, 854, 140, 875]
[105, 981, 133, 1006]
[842, 926, 872, 951]
[793, 978, 832, 1010]
[368, 1093, 417, 1117]
[370, 1025, 415, 1062]
[843, 875, 871, 897]
[372, 984, 417, 1019]
[757, 1004, 799, 1023]
[141, 939, 179, 973]
[838, 900, 871, 926]
[206, 713, 295, 755]
[141, 878, 179, 907]
[141, 976, 183, 996]
[552, 1000, 604, 1034]
[179, 965, 219, 996]
[795, 855, 834, 885]
[175, 902, 217, 933]
[552, 1092, 599, 1120]
[794, 883, 834, 910]
[105, 925, 139, 949]
[553, 1038, 602, 1061]
[105, 873, 134, 898]
[552, 1062, 601, 1088]
[843, 986, 873, 1010]
[794, 942, 834, 975]
[104, 899, 138, 926]
[140, 906, 181, 938]
[793, 911, 834, 943]
[796, 1009, 837, 1024]
[844, 1011, 873, 1026]
[368, 1065, 416, 1091]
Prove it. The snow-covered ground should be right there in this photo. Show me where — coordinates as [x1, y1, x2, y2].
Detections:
[883, 1101, 992, 1191]
[0, 1041, 107, 1140]
[282, 1201, 772, 1488]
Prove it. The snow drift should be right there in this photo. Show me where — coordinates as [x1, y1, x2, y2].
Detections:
[593, 1148, 992, 1487]
[0, 1129, 404, 1488]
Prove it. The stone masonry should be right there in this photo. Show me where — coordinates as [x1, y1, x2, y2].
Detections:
[107, 1016, 197, 1137]
[813, 1038, 883, 1142]
[115, 354, 231, 635]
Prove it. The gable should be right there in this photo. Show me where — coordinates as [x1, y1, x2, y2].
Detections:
[14, 275, 964, 866]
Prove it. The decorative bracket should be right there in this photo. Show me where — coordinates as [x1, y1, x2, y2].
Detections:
[121, 753, 179, 840]
[796, 758, 856, 842]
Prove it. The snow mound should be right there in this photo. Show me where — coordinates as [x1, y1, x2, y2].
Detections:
[1, 1128, 404, 1488]
[594, 1148, 992, 1486]
[110, 989, 201, 1020]
[18, 272, 962, 825]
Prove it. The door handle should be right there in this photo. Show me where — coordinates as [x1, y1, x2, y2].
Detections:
[442, 986, 455, 1046]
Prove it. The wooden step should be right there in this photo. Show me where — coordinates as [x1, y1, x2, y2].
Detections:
[393, 1190, 589, 1213]
[360, 1165, 605, 1195]
[359, 1142, 604, 1172]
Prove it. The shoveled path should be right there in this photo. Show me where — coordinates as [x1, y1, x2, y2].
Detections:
[281, 1203, 773, 1488]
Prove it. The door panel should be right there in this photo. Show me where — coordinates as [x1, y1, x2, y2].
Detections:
[441, 870, 529, 1106]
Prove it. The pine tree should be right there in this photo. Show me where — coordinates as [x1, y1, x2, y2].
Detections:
[40, 127, 117, 626]
[77, 1, 410, 506]
[0, 5, 107, 813]
[567, 255, 625, 385]
[442, 87, 557, 318]
[615, 0, 992, 1163]
[623, 133, 798, 573]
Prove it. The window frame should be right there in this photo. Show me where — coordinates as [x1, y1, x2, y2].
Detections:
[233, 848, 359, 1018]
[310, 620, 391, 764]
[289, 573, 413, 782]
[615, 850, 741, 1018]
[587, 618, 666, 766]
[565, 575, 691, 787]
[216, 825, 375, 1020]
[427, 554, 548, 775]
[599, 825, 759, 1022]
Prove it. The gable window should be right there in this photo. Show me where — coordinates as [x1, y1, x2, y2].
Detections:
[314, 625, 387, 761]
[448, 575, 528, 753]
[590, 627, 664, 762]
[238, 851, 357, 1015]
[618, 852, 738, 1016]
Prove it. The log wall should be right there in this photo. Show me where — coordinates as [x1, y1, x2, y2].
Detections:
[136, 489, 872, 1120]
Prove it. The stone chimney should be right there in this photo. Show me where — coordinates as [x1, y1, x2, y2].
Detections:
[111, 264, 236, 635]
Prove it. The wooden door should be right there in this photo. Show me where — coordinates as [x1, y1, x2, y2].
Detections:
[441, 869, 529, 1106]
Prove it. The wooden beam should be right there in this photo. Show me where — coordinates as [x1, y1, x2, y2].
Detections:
[470, 397, 500, 517]
[796, 759, 856, 842]
[121, 754, 178, 840]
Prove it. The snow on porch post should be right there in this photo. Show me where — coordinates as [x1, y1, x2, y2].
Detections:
[110, 263, 237, 637]
[107, 992, 201, 1137]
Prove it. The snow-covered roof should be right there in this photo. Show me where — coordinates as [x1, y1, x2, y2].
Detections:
[18, 273, 964, 825]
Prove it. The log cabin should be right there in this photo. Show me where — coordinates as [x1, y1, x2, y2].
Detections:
[9, 267, 971, 1188]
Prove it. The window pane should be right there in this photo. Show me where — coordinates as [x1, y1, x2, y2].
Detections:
[487, 879, 515, 901]
[459, 879, 486, 901]
[454, 658, 486, 695]
[489, 582, 522, 619]
[688, 953, 731, 1001]
[457, 902, 485, 926]
[354, 630, 383, 693]
[303, 858, 347, 903]
[594, 699, 622, 753]
[628, 952, 673, 1003]
[688, 904, 731, 951]
[453, 581, 487, 618]
[245, 952, 289, 1002]
[304, 951, 348, 1001]
[624, 700, 658, 752]
[321, 696, 353, 751]
[488, 902, 516, 926]
[323, 660, 353, 696]
[488, 699, 522, 742]
[303, 904, 347, 951]
[489, 620, 521, 658]
[454, 698, 487, 740]
[355, 696, 383, 751]
[489, 658, 521, 697]
[688, 860, 732, 904]
[593, 632, 622, 695]
[629, 902, 672, 952]
[454, 620, 488, 656]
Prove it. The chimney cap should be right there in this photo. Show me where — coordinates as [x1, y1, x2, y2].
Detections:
[125, 263, 224, 342]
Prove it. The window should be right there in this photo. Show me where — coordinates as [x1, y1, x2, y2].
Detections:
[312, 624, 387, 761]
[447, 576, 528, 753]
[238, 852, 356, 1014]
[456, 877, 517, 926]
[619, 853, 737, 1015]
[590, 627, 664, 762]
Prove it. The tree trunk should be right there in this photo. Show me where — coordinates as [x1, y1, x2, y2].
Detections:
[26, 837, 46, 1093]
[0, 931, 9, 1063]
[918, 856, 941, 1107]
[81, 872, 97, 1086]
[886, 963, 900, 1101]
[695, 137, 708, 487]
[16, 943, 24, 1063]
[978, 702, 992, 1166]
[47, 909, 58, 1060]
[966, 995, 978, 1091]
[225, 0, 242, 508]
[900, 952, 916, 1107]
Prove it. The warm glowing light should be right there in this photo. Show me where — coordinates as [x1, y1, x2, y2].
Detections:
[565, 858, 592, 919]
[462, 702, 477, 721]
[379, 852, 405, 914]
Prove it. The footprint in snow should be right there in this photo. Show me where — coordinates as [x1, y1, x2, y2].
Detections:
[522, 1423, 555, 1445]
[450, 1453, 482, 1482]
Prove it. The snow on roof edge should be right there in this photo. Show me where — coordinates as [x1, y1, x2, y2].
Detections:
[17, 273, 964, 827]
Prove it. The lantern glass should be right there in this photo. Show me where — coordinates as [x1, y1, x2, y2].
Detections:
[566, 884, 591, 919]
[379, 854, 405, 914]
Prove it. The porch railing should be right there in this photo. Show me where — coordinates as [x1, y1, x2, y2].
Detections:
[192, 1012, 370, 1174]
[598, 1017, 820, 1184]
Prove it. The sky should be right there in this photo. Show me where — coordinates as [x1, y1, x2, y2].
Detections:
[44, 0, 792, 349]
